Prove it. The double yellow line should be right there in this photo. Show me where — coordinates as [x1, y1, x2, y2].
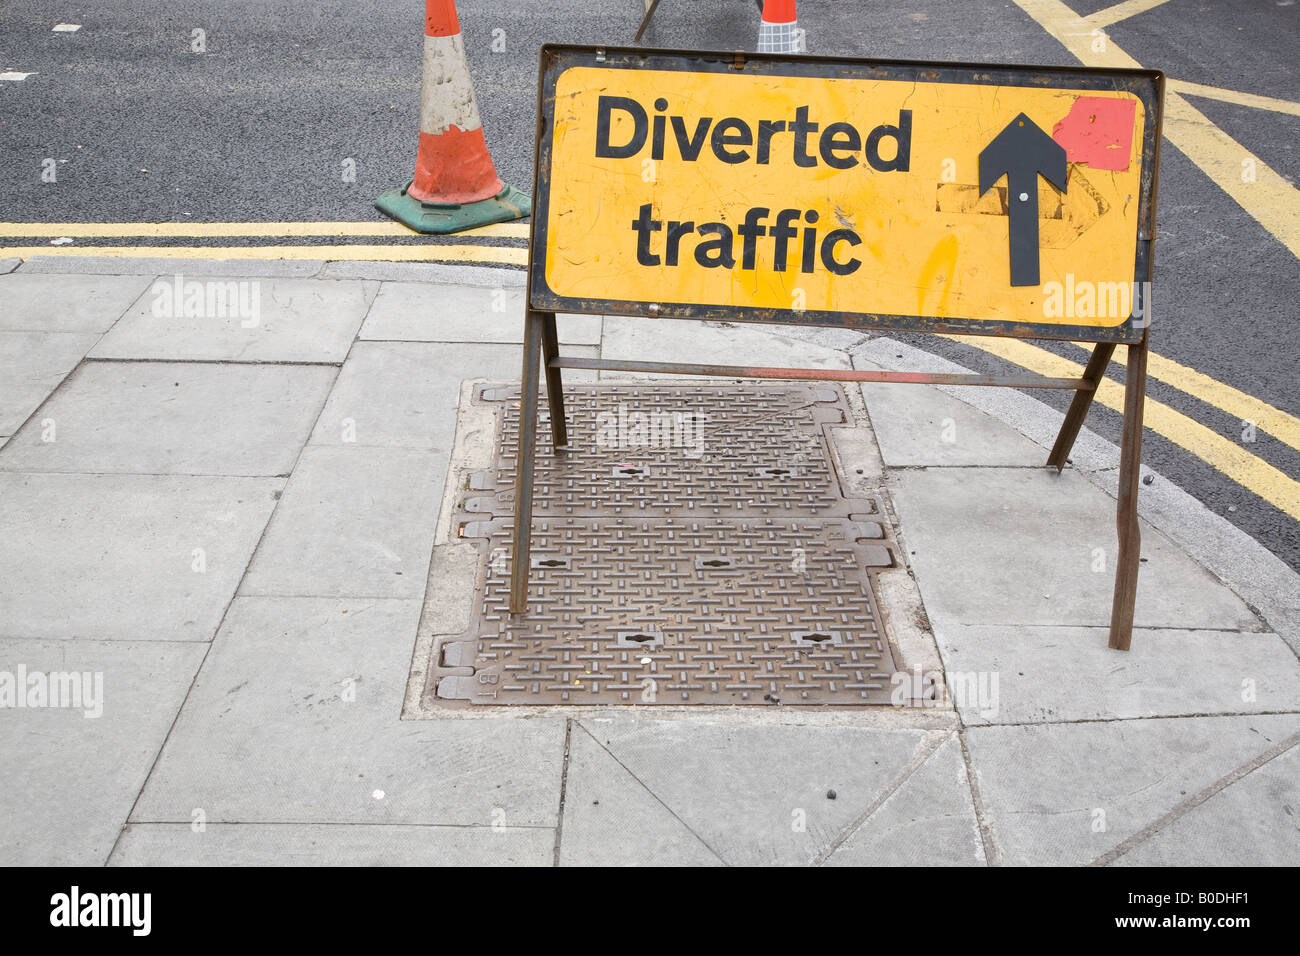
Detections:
[996, 0, 1300, 518]
[4, 210, 1297, 518]
[1012, 0, 1300, 259]
[943, 335, 1300, 519]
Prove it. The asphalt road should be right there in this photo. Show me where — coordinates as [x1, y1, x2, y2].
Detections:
[2, 0, 1298, 570]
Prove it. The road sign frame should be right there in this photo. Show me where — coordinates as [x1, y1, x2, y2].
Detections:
[511, 44, 1165, 653]
[528, 45, 1162, 344]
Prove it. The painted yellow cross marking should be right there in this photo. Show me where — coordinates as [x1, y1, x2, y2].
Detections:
[945, 334, 1300, 519]
[1082, 0, 1176, 30]
[1012, 0, 1300, 260]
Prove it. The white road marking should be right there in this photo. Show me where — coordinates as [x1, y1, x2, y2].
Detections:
[52, 23, 82, 32]
[0, 72, 36, 81]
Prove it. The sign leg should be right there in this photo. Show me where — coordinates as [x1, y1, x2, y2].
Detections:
[1047, 341, 1116, 472]
[510, 311, 544, 614]
[1109, 337, 1149, 651]
[540, 311, 568, 450]
[634, 0, 662, 42]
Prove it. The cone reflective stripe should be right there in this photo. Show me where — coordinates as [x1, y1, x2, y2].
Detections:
[376, 0, 529, 234]
[757, 0, 801, 54]
[411, 2, 499, 204]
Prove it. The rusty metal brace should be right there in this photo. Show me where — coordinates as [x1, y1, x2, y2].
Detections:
[635, 0, 767, 44]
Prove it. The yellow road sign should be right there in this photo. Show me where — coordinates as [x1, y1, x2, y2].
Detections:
[517, 48, 1167, 651]
[530, 48, 1162, 343]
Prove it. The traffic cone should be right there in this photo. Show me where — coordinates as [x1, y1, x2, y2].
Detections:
[376, 0, 529, 234]
[757, 0, 802, 54]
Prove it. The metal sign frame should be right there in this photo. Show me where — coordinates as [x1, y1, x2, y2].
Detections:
[530, 46, 1161, 344]
[511, 44, 1164, 652]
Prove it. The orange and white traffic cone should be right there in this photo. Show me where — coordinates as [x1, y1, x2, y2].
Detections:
[376, 0, 529, 233]
[757, 0, 803, 54]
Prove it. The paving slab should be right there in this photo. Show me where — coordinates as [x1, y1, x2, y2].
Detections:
[601, 316, 853, 376]
[854, 362, 1048, 467]
[90, 277, 375, 363]
[891, 466, 1261, 631]
[769, 325, 870, 352]
[239, 445, 443, 598]
[1113, 742, 1300, 866]
[320, 260, 527, 287]
[575, 716, 929, 866]
[825, 735, 985, 866]
[359, 281, 601, 344]
[0, 259, 19, 275]
[558, 723, 725, 866]
[0, 273, 154, 332]
[109, 822, 554, 866]
[857, 337, 1300, 655]
[309, 342, 598, 449]
[0, 330, 99, 436]
[1086, 463, 1300, 654]
[0, 473, 281, 641]
[936, 624, 1300, 725]
[0, 638, 206, 865]
[964, 714, 1300, 866]
[854, 336, 1124, 470]
[131, 597, 566, 826]
[0, 361, 335, 475]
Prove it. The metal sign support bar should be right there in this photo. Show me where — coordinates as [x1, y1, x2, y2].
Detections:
[550, 355, 1095, 391]
[633, 0, 662, 43]
[1048, 341, 1118, 469]
[1110, 334, 1149, 650]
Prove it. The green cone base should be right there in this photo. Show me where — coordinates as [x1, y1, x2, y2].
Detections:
[375, 182, 531, 235]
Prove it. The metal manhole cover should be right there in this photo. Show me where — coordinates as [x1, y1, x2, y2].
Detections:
[426, 383, 903, 708]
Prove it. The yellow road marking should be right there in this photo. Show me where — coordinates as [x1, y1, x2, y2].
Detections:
[1069, 342, 1300, 452]
[0, 244, 528, 264]
[1012, 0, 1300, 260]
[1083, 0, 1175, 30]
[944, 334, 1300, 519]
[1167, 80, 1300, 118]
[0, 221, 531, 239]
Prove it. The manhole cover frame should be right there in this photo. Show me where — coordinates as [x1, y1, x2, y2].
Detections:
[423, 382, 922, 710]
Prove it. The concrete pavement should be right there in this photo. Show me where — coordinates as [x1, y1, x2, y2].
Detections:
[4, 0, 1299, 577]
[1, 257, 1298, 866]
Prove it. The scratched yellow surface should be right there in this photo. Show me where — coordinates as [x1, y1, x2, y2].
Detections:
[543, 66, 1147, 328]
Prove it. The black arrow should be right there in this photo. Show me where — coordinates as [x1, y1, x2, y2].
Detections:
[979, 113, 1068, 287]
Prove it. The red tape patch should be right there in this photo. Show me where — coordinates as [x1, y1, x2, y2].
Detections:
[1052, 96, 1137, 171]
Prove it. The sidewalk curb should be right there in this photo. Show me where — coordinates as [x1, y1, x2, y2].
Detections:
[320, 260, 527, 287]
[10, 255, 530, 288]
[14, 254, 326, 278]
